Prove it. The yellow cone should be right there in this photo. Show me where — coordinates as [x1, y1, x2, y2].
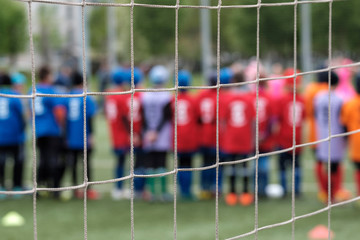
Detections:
[1, 211, 25, 227]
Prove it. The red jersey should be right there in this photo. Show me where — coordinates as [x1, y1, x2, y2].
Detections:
[122, 92, 142, 135]
[276, 93, 305, 152]
[221, 91, 255, 154]
[172, 92, 199, 153]
[219, 89, 232, 151]
[105, 88, 129, 150]
[252, 89, 276, 152]
[197, 89, 217, 148]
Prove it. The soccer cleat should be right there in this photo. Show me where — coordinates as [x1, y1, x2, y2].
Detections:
[111, 188, 123, 200]
[87, 189, 99, 200]
[334, 189, 352, 203]
[74, 189, 84, 199]
[225, 193, 237, 206]
[317, 191, 328, 204]
[122, 189, 131, 200]
[238, 193, 254, 206]
[198, 190, 212, 200]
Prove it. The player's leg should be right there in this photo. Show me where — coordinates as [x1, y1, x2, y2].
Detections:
[354, 162, 360, 196]
[155, 151, 169, 200]
[145, 151, 156, 200]
[68, 150, 78, 187]
[48, 136, 60, 189]
[239, 157, 254, 206]
[330, 162, 340, 200]
[278, 152, 288, 195]
[200, 147, 217, 199]
[294, 153, 301, 196]
[315, 160, 327, 194]
[0, 147, 7, 199]
[36, 137, 48, 186]
[225, 154, 238, 206]
[115, 149, 126, 189]
[86, 149, 99, 200]
[178, 152, 193, 199]
[256, 156, 269, 197]
[241, 160, 250, 194]
[10, 144, 25, 199]
[134, 147, 146, 199]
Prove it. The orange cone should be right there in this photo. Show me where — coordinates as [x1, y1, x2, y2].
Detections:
[308, 225, 334, 240]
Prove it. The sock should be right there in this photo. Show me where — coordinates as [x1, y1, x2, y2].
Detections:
[280, 170, 287, 195]
[257, 171, 268, 196]
[294, 167, 301, 195]
[216, 167, 223, 194]
[178, 171, 192, 196]
[146, 169, 156, 195]
[115, 167, 124, 189]
[330, 169, 340, 198]
[200, 169, 209, 191]
[338, 164, 343, 190]
[156, 168, 167, 194]
[355, 170, 360, 196]
[134, 168, 146, 192]
[315, 162, 327, 192]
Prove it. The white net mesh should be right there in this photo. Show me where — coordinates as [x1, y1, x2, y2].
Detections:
[1, 0, 360, 239]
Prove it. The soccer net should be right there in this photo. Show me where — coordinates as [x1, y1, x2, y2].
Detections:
[1, 0, 360, 239]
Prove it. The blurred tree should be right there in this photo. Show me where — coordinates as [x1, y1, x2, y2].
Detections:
[134, 0, 176, 58]
[87, 0, 360, 63]
[89, 6, 107, 57]
[313, 0, 360, 57]
[0, 0, 27, 64]
[34, 5, 62, 65]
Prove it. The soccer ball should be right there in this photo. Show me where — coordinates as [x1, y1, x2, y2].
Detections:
[265, 184, 284, 199]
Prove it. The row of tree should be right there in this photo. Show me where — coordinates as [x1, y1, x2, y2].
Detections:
[2, 0, 360, 69]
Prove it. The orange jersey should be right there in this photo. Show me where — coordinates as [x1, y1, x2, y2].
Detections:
[304, 82, 328, 146]
[341, 96, 360, 162]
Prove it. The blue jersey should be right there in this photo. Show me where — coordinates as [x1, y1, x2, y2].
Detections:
[0, 88, 25, 146]
[30, 84, 63, 138]
[65, 89, 97, 150]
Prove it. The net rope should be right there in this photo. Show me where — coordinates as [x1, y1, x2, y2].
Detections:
[1, 0, 359, 240]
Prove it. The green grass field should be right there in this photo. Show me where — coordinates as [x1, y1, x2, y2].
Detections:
[1, 114, 360, 240]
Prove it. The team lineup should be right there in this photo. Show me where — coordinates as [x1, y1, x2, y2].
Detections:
[0, 61, 360, 207]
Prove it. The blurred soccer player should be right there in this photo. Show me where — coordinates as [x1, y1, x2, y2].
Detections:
[221, 70, 255, 206]
[304, 68, 329, 157]
[276, 69, 305, 198]
[0, 74, 26, 199]
[197, 72, 218, 199]
[105, 68, 131, 200]
[252, 78, 276, 197]
[341, 74, 360, 205]
[122, 67, 146, 199]
[64, 72, 98, 200]
[171, 70, 198, 200]
[314, 71, 350, 203]
[141, 65, 172, 201]
[31, 66, 65, 192]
